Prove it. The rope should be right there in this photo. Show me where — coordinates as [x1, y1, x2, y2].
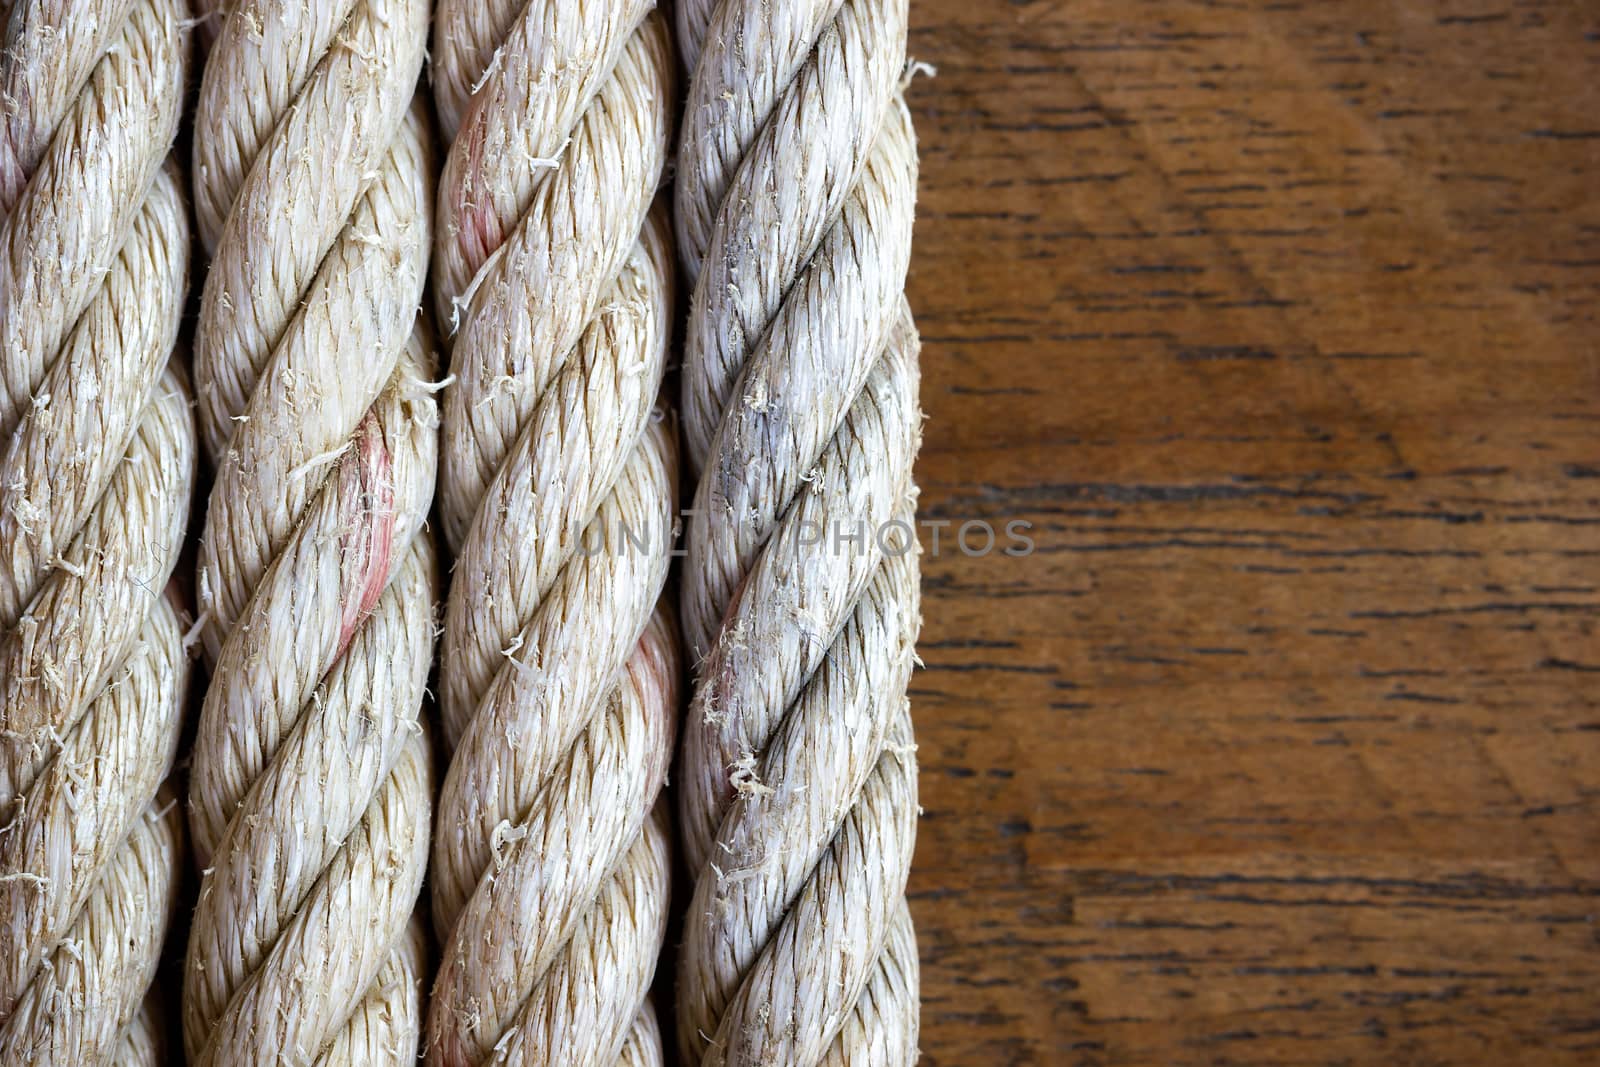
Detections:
[425, 1, 680, 1063]
[674, 0, 925, 1062]
[181, 0, 440, 1061]
[0, 1, 193, 1062]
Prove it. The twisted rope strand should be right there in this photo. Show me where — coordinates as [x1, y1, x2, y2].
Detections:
[675, 0, 925, 1062]
[426, 3, 680, 1064]
[182, 1, 440, 1063]
[0, 1, 193, 1061]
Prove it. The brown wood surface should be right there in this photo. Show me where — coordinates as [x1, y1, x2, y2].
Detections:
[904, 2, 1599, 1063]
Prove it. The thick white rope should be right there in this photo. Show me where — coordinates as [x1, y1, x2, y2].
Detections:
[674, 0, 926, 1063]
[426, 2, 680, 1064]
[181, 0, 440, 1062]
[0, 1, 193, 1062]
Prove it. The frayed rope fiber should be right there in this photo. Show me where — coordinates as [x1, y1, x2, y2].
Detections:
[181, 0, 440, 1062]
[674, 0, 926, 1063]
[0, 1, 195, 1063]
[425, 0, 681, 1064]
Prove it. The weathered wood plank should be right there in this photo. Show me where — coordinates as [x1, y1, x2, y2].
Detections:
[906, 1, 1600, 1062]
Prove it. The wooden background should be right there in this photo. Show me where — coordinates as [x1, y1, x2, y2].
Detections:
[903, 1, 1599, 1063]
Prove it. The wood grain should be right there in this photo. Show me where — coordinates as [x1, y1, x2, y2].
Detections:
[904, 2, 1600, 1063]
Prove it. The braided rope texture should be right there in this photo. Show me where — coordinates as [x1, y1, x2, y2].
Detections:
[674, 0, 925, 1063]
[426, 1, 681, 1064]
[0, 1, 194, 1063]
[181, 0, 441, 1062]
